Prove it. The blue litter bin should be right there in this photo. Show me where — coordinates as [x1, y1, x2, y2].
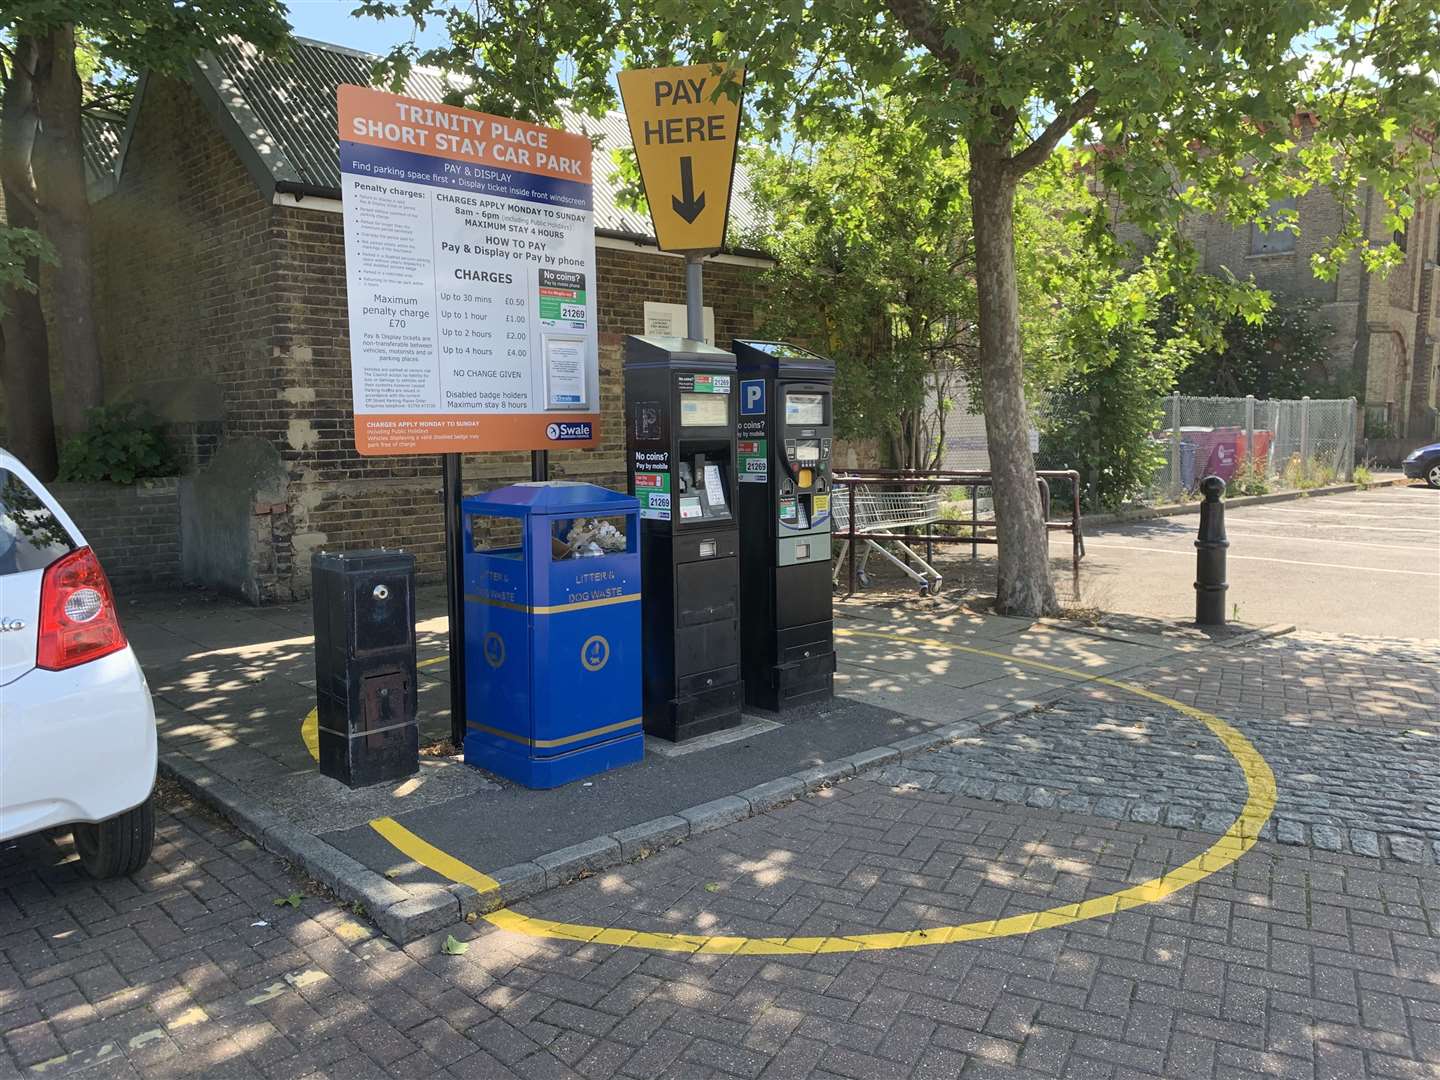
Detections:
[462, 482, 643, 788]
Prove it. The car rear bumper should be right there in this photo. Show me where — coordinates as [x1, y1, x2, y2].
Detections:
[0, 646, 157, 840]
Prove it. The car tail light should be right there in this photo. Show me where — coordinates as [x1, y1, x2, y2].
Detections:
[36, 546, 127, 670]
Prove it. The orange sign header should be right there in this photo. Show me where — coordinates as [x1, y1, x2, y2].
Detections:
[339, 85, 591, 183]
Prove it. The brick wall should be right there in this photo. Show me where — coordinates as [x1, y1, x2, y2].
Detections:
[48, 479, 181, 594]
[92, 76, 274, 472]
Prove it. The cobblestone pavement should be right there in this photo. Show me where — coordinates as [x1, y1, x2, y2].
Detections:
[2, 631, 1439, 1079]
[873, 633, 1440, 863]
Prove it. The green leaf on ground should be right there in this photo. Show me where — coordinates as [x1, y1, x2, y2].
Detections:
[704, 882, 721, 893]
[441, 934, 469, 956]
[273, 893, 303, 909]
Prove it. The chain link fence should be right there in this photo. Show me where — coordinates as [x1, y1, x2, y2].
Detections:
[1148, 394, 1357, 501]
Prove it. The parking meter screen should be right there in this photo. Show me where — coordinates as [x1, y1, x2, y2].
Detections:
[680, 393, 729, 427]
[785, 393, 825, 426]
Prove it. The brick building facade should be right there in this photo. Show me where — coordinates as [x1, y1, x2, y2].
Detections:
[81, 39, 770, 602]
[1186, 186, 1440, 441]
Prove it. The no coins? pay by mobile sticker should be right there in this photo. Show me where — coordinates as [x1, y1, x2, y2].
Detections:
[618, 63, 745, 253]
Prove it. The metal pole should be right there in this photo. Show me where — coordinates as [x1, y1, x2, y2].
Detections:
[685, 253, 705, 341]
[531, 450, 548, 482]
[1244, 394, 1255, 470]
[1299, 395, 1312, 481]
[442, 453, 466, 749]
[970, 483, 978, 559]
[847, 482, 856, 596]
[1194, 475, 1228, 626]
[1343, 398, 1356, 480]
[1169, 392, 1182, 496]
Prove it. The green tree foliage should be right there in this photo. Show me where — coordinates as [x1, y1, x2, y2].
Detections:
[56, 402, 178, 485]
[0, 0, 290, 473]
[1037, 264, 1200, 511]
[744, 121, 1105, 472]
[3, 1, 290, 75]
[0, 225, 53, 316]
[371, 0, 1437, 614]
[1176, 292, 1353, 400]
[741, 120, 976, 470]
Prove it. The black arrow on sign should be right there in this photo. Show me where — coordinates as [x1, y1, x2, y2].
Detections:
[672, 156, 707, 223]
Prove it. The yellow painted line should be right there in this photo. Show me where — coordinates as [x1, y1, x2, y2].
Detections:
[302, 654, 449, 763]
[367, 626, 1277, 954]
[371, 816, 500, 894]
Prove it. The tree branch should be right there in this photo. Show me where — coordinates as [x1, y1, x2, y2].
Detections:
[885, 0, 974, 84]
[1008, 86, 1099, 177]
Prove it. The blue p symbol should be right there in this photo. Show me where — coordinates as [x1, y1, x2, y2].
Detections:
[741, 380, 765, 415]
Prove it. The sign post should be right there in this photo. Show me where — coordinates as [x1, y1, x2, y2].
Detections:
[619, 63, 745, 325]
[337, 86, 598, 748]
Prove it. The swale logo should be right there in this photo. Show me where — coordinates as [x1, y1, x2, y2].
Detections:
[546, 422, 592, 441]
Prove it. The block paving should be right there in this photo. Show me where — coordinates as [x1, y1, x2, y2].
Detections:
[872, 633, 1440, 862]
[1, 630, 1438, 1079]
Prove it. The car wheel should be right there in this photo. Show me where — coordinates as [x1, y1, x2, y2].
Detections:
[73, 797, 155, 879]
[1428, 462, 1440, 489]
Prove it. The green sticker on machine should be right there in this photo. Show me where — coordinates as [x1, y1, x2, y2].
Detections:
[538, 289, 588, 321]
[737, 439, 768, 483]
[634, 471, 671, 520]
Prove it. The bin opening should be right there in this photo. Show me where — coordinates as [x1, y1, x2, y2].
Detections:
[551, 515, 634, 560]
[468, 513, 523, 556]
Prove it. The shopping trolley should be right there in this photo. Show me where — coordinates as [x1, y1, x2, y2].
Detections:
[831, 485, 944, 595]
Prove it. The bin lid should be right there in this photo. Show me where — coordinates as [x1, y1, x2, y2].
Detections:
[462, 481, 639, 516]
[623, 335, 736, 370]
[732, 339, 835, 378]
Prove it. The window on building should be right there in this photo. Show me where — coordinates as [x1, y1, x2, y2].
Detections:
[1250, 196, 1297, 255]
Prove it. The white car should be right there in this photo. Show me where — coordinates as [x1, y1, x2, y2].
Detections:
[0, 449, 157, 877]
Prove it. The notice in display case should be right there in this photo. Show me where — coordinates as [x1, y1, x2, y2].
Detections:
[338, 84, 599, 454]
[543, 337, 588, 408]
[680, 392, 729, 427]
[785, 393, 825, 426]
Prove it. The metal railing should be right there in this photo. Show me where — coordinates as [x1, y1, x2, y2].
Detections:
[832, 469, 1084, 597]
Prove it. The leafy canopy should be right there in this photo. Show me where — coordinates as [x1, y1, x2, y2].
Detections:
[743, 117, 976, 456]
[366, 0, 1438, 283]
[2, 0, 290, 75]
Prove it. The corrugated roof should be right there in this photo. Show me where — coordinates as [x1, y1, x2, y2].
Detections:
[81, 109, 125, 195]
[197, 36, 761, 243]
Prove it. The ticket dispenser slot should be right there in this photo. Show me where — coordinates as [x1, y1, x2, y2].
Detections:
[624, 335, 744, 741]
[733, 340, 837, 712]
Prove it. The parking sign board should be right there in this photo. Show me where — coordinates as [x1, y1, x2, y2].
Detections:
[617, 64, 745, 253]
[338, 85, 600, 454]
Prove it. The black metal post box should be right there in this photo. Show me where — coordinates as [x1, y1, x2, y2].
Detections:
[311, 550, 419, 787]
[623, 335, 744, 741]
[732, 340, 837, 711]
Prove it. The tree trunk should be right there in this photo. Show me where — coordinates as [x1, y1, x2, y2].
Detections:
[968, 148, 1057, 617]
[1, 39, 59, 479]
[31, 24, 103, 435]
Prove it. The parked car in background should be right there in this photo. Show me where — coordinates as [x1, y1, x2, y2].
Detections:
[0, 449, 157, 877]
[1402, 442, 1440, 488]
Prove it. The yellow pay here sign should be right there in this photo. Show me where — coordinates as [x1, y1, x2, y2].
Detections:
[618, 64, 745, 253]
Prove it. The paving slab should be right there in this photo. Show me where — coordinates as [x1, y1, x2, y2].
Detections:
[119, 587, 1238, 942]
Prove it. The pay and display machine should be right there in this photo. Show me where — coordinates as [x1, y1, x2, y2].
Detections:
[733, 340, 837, 711]
[623, 336, 744, 740]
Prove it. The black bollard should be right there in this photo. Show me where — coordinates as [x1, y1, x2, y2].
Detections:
[1194, 475, 1228, 626]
